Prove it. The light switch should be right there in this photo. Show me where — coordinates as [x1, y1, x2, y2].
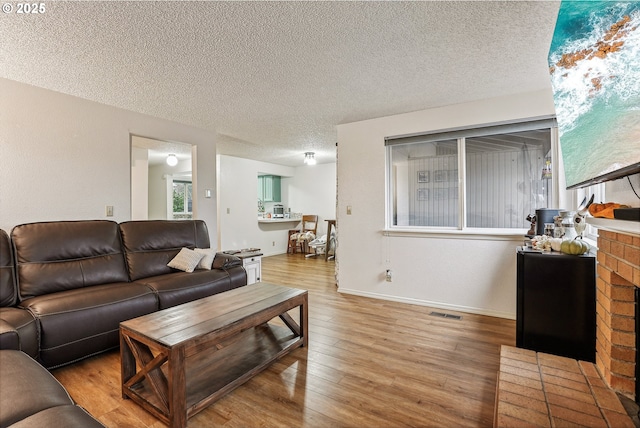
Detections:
[205, 189, 212, 198]
[347, 205, 352, 215]
[106, 206, 114, 217]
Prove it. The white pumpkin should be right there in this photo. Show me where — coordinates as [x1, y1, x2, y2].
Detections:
[550, 238, 563, 252]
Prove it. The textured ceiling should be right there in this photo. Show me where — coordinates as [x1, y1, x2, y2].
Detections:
[1, 1, 560, 166]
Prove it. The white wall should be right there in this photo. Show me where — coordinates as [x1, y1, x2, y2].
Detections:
[0, 78, 218, 241]
[130, 146, 149, 220]
[605, 173, 640, 208]
[148, 163, 170, 220]
[287, 162, 337, 237]
[217, 155, 336, 256]
[336, 89, 556, 319]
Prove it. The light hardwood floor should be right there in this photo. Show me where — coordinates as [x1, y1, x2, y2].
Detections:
[52, 254, 516, 427]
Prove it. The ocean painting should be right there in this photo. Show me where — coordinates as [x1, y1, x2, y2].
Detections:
[548, 1, 640, 189]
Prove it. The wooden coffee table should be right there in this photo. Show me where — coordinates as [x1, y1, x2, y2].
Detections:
[119, 282, 308, 428]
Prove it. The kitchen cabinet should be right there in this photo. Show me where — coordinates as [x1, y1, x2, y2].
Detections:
[258, 175, 281, 202]
[516, 247, 596, 362]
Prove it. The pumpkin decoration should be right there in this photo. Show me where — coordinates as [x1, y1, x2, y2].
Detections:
[560, 238, 590, 255]
[588, 202, 630, 219]
[550, 238, 563, 252]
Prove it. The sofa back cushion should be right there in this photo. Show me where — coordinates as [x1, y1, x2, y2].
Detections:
[0, 229, 17, 307]
[12, 220, 130, 299]
[119, 220, 211, 281]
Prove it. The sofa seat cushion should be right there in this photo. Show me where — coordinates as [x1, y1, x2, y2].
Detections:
[0, 307, 38, 358]
[135, 269, 239, 310]
[20, 282, 158, 368]
[8, 405, 105, 428]
[0, 350, 74, 426]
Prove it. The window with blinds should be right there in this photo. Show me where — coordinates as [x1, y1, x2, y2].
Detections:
[386, 117, 557, 229]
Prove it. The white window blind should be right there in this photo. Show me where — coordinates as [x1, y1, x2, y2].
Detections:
[386, 117, 557, 229]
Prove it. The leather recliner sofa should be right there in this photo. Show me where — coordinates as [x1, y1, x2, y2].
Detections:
[0, 219, 246, 426]
[1, 219, 246, 368]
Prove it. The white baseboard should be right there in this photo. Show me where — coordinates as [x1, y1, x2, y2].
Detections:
[337, 287, 516, 320]
[260, 250, 288, 257]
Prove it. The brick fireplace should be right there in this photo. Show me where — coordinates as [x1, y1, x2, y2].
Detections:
[595, 227, 640, 399]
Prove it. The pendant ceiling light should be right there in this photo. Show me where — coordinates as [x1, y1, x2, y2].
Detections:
[303, 152, 316, 165]
[166, 154, 178, 166]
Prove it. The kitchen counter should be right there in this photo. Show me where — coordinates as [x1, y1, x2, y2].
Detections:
[258, 218, 301, 223]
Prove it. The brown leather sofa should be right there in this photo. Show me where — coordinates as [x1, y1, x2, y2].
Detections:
[0, 219, 246, 426]
[1, 219, 246, 368]
[119, 220, 247, 309]
[0, 350, 105, 427]
[0, 229, 38, 357]
[1, 228, 105, 427]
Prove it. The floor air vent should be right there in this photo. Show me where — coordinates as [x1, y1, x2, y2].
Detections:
[429, 311, 462, 320]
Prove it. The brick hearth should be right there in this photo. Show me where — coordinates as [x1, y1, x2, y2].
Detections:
[596, 229, 640, 399]
[494, 346, 634, 427]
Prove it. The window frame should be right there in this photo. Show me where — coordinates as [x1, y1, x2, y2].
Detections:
[385, 116, 559, 236]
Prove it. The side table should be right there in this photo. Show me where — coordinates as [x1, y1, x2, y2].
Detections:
[236, 250, 263, 284]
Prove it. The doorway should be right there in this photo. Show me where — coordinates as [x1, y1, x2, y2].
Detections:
[130, 135, 196, 220]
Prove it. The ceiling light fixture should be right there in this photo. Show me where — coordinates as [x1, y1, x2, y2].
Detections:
[304, 152, 316, 165]
[166, 154, 178, 166]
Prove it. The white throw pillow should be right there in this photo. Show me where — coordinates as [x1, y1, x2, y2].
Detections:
[194, 248, 216, 270]
[167, 248, 204, 273]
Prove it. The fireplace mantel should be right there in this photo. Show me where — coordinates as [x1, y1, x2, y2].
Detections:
[588, 217, 640, 237]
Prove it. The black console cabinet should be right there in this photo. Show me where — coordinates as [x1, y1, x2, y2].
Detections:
[516, 247, 596, 362]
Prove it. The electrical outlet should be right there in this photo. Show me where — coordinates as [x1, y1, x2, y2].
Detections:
[272, 241, 276, 246]
[106, 206, 114, 217]
[385, 269, 392, 282]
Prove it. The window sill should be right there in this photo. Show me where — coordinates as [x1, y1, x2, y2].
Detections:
[383, 227, 528, 241]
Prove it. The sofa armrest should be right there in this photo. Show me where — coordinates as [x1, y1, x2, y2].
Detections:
[0, 319, 20, 351]
[212, 253, 242, 269]
[0, 350, 106, 427]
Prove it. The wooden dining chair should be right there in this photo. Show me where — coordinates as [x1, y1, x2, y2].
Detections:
[288, 215, 318, 254]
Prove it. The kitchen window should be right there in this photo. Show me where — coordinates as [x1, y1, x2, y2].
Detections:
[386, 117, 558, 231]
